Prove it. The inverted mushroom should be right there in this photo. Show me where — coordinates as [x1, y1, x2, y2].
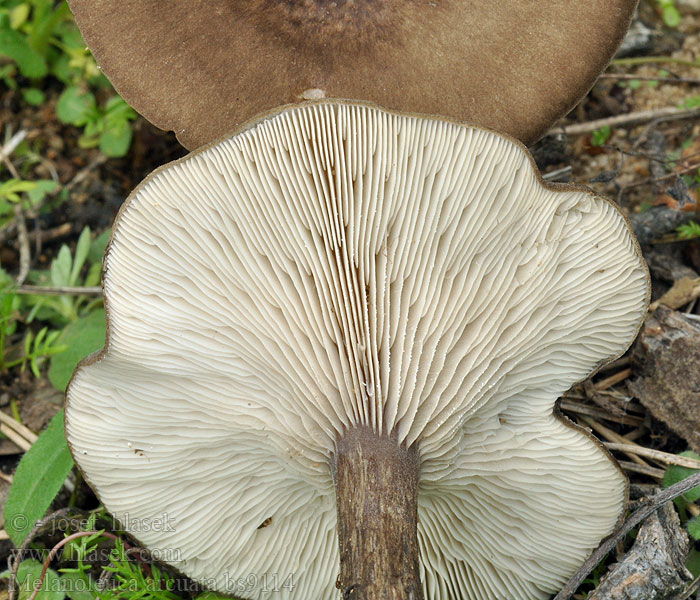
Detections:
[66, 0, 637, 149]
[66, 101, 649, 600]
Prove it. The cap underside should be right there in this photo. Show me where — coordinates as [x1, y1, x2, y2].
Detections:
[66, 102, 648, 599]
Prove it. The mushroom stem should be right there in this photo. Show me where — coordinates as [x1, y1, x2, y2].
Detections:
[333, 425, 423, 600]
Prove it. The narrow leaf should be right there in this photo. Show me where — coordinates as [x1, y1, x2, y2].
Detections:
[69, 227, 91, 286]
[49, 310, 106, 392]
[50, 245, 72, 287]
[4, 411, 74, 545]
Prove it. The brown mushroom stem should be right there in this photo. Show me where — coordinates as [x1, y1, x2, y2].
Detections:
[333, 425, 423, 600]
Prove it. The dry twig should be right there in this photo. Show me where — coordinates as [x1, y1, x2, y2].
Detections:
[622, 426, 647, 442]
[580, 416, 652, 469]
[0, 412, 37, 445]
[599, 73, 700, 85]
[594, 368, 632, 391]
[559, 400, 644, 427]
[618, 460, 666, 479]
[605, 443, 700, 469]
[611, 56, 700, 69]
[680, 573, 700, 600]
[8, 508, 72, 600]
[12, 204, 30, 286]
[25, 531, 120, 600]
[0, 425, 31, 453]
[549, 107, 700, 136]
[553, 471, 700, 600]
[0, 131, 27, 162]
[625, 161, 700, 192]
[14, 285, 103, 297]
[598, 357, 630, 374]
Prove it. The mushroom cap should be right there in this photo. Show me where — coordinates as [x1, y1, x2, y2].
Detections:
[66, 101, 649, 599]
[67, 0, 637, 149]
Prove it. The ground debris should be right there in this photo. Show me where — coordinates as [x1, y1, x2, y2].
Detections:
[616, 15, 677, 58]
[629, 306, 700, 452]
[645, 246, 699, 284]
[588, 502, 692, 600]
[649, 276, 700, 310]
[630, 207, 695, 244]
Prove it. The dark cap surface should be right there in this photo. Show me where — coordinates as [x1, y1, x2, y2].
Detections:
[68, 0, 637, 149]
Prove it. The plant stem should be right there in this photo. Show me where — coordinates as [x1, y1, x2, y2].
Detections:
[333, 426, 423, 600]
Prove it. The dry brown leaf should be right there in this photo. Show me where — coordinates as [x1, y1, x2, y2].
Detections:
[649, 276, 700, 310]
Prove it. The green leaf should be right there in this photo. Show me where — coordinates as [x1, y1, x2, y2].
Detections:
[9, 4, 31, 29]
[27, 0, 70, 57]
[0, 63, 18, 89]
[26, 180, 58, 204]
[663, 451, 700, 503]
[104, 95, 134, 118]
[688, 516, 700, 541]
[3, 411, 74, 546]
[591, 125, 612, 147]
[0, 19, 47, 78]
[99, 122, 132, 157]
[21, 87, 45, 106]
[56, 86, 95, 125]
[69, 227, 91, 286]
[77, 133, 99, 149]
[10, 559, 64, 600]
[59, 570, 99, 600]
[677, 221, 700, 240]
[82, 119, 100, 138]
[48, 309, 106, 391]
[88, 229, 111, 265]
[50, 244, 72, 287]
[688, 547, 700, 578]
[83, 262, 101, 288]
[50, 52, 72, 84]
[59, 28, 86, 52]
[0, 179, 39, 200]
[683, 96, 700, 109]
[662, 5, 681, 27]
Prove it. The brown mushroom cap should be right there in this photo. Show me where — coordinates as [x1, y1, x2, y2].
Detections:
[67, 0, 637, 149]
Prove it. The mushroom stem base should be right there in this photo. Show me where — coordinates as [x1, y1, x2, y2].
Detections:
[333, 426, 423, 600]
